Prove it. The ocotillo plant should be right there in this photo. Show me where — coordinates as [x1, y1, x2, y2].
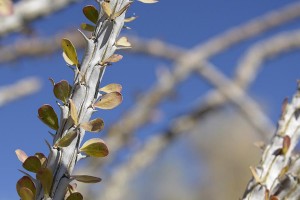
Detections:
[243, 83, 300, 199]
[14, 0, 157, 199]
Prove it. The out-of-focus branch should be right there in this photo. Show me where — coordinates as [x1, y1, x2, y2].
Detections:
[195, 62, 273, 139]
[86, 2, 300, 171]
[0, 31, 84, 64]
[0, 77, 41, 107]
[236, 30, 300, 89]
[0, 0, 80, 37]
[97, 101, 212, 200]
[1, 1, 300, 62]
[243, 84, 300, 199]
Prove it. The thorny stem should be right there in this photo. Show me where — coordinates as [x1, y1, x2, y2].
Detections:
[35, 0, 131, 199]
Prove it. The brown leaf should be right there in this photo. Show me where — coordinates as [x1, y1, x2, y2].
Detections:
[99, 83, 122, 93]
[94, 92, 122, 110]
[80, 118, 104, 133]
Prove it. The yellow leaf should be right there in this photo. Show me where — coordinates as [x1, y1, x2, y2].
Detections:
[81, 23, 95, 32]
[18, 187, 34, 200]
[61, 39, 79, 66]
[124, 16, 137, 23]
[116, 37, 131, 47]
[94, 92, 122, 110]
[80, 138, 108, 157]
[69, 99, 78, 126]
[101, 2, 112, 17]
[100, 83, 122, 93]
[80, 118, 104, 133]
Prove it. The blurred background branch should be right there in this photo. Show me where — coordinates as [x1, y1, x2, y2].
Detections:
[0, 0, 81, 37]
[2, 1, 300, 199]
[0, 76, 41, 107]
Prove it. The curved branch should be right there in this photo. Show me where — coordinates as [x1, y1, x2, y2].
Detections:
[0, 0, 81, 37]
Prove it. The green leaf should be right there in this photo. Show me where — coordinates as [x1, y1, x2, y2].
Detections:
[36, 168, 53, 197]
[80, 138, 109, 157]
[81, 23, 95, 32]
[38, 104, 59, 131]
[19, 187, 34, 200]
[94, 92, 122, 110]
[16, 176, 36, 198]
[61, 38, 79, 66]
[66, 192, 83, 200]
[71, 175, 102, 183]
[15, 149, 28, 163]
[22, 156, 41, 173]
[80, 118, 104, 133]
[54, 131, 78, 148]
[53, 80, 71, 104]
[83, 5, 99, 24]
[100, 83, 122, 93]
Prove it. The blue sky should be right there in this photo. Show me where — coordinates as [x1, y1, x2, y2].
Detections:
[1, 0, 300, 199]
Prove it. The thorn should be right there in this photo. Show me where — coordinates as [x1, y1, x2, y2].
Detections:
[250, 166, 262, 183]
[78, 29, 89, 43]
[48, 131, 55, 137]
[48, 78, 55, 86]
[253, 141, 265, 150]
[18, 169, 37, 183]
[45, 139, 52, 151]
[123, 25, 131, 30]
[77, 153, 87, 161]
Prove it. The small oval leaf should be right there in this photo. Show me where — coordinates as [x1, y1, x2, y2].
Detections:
[101, 2, 112, 17]
[16, 176, 36, 198]
[34, 153, 47, 167]
[72, 175, 102, 183]
[38, 104, 59, 131]
[54, 131, 78, 148]
[19, 187, 34, 200]
[36, 168, 53, 197]
[53, 80, 71, 104]
[69, 99, 78, 125]
[80, 138, 109, 157]
[100, 83, 122, 93]
[80, 118, 104, 133]
[22, 156, 42, 173]
[83, 5, 99, 24]
[102, 54, 123, 64]
[81, 23, 95, 32]
[124, 16, 137, 23]
[94, 92, 122, 110]
[15, 149, 28, 163]
[61, 39, 79, 66]
[116, 37, 131, 47]
[67, 192, 83, 200]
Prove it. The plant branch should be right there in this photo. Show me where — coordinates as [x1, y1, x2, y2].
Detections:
[0, 0, 81, 37]
[0, 77, 41, 107]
